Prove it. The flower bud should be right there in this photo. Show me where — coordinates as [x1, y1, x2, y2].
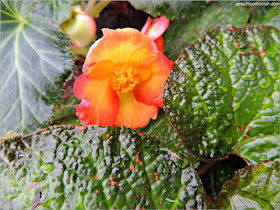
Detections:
[61, 6, 96, 48]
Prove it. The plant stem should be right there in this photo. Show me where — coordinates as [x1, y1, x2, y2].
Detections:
[86, 1, 111, 18]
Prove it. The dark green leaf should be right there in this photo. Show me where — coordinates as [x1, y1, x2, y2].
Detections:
[163, 1, 250, 60]
[0, 125, 206, 209]
[0, 1, 73, 136]
[249, 4, 280, 28]
[163, 25, 279, 161]
[138, 109, 200, 168]
[34, 0, 73, 25]
[128, 0, 206, 20]
[52, 95, 82, 126]
[208, 161, 280, 209]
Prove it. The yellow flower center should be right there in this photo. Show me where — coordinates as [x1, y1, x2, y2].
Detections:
[110, 65, 140, 93]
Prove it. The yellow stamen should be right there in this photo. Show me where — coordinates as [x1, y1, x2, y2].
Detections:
[110, 65, 140, 93]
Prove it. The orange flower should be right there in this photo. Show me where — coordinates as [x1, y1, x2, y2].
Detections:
[141, 16, 170, 51]
[74, 28, 173, 129]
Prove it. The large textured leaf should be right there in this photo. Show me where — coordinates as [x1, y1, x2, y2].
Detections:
[0, 1, 73, 136]
[138, 110, 200, 168]
[34, 0, 73, 25]
[208, 161, 279, 209]
[128, 0, 206, 20]
[0, 125, 205, 209]
[163, 25, 279, 161]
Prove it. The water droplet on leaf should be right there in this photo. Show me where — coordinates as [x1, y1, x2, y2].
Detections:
[227, 113, 233, 120]
[40, 163, 54, 174]
[242, 73, 256, 81]
[259, 76, 271, 89]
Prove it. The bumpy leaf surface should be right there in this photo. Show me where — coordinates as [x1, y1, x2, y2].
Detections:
[34, 0, 73, 25]
[163, 25, 279, 161]
[138, 110, 200, 168]
[0, 125, 205, 209]
[0, 1, 73, 136]
[208, 161, 279, 209]
[129, 0, 206, 20]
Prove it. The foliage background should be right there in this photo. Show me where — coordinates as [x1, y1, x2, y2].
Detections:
[0, 0, 279, 209]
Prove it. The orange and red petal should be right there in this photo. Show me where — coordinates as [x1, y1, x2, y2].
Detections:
[85, 60, 114, 80]
[133, 56, 173, 107]
[115, 92, 158, 129]
[73, 74, 119, 126]
[154, 36, 164, 52]
[145, 17, 169, 41]
[128, 47, 158, 67]
[84, 28, 154, 66]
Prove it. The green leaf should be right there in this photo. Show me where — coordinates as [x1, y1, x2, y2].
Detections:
[52, 95, 82, 126]
[0, 1, 73, 136]
[234, 83, 280, 163]
[208, 161, 280, 209]
[163, 1, 250, 60]
[249, 5, 280, 29]
[34, 0, 73, 25]
[163, 25, 279, 161]
[138, 110, 200, 168]
[0, 125, 206, 209]
[128, 0, 206, 20]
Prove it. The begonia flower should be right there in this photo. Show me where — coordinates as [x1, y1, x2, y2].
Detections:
[141, 16, 170, 51]
[74, 28, 173, 129]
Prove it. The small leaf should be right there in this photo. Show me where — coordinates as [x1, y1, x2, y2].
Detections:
[128, 0, 206, 20]
[163, 25, 279, 161]
[208, 161, 280, 209]
[0, 125, 206, 209]
[34, 0, 73, 25]
[0, 1, 73, 136]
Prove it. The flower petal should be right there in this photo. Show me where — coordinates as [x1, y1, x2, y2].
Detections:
[115, 92, 158, 129]
[141, 16, 152, 34]
[84, 28, 154, 66]
[73, 74, 119, 126]
[155, 36, 164, 51]
[85, 60, 114, 80]
[128, 47, 158, 67]
[133, 54, 173, 107]
[145, 17, 169, 41]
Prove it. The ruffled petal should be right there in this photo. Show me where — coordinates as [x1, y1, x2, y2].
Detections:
[85, 60, 114, 80]
[84, 28, 154, 66]
[115, 92, 158, 129]
[128, 47, 158, 67]
[133, 54, 173, 107]
[73, 74, 119, 126]
[145, 17, 169, 41]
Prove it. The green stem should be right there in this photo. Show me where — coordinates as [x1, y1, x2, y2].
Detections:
[86, 1, 111, 18]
